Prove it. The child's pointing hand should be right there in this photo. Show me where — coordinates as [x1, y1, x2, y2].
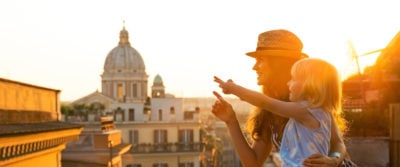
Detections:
[214, 76, 235, 94]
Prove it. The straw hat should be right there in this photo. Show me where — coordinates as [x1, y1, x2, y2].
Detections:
[246, 29, 308, 59]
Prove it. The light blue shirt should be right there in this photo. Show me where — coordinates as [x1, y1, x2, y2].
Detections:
[280, 102, 331, 167]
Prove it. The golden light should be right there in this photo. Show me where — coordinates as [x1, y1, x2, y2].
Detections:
[347, 40, 383, 76]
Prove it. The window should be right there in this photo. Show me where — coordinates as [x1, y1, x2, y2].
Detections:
[184, 111, 194, 120]
[158, 109, 163, 121]
[153, 163, 168, 167]
[178, 129, 194, 151]
[154, 129, 167, 144]
[129, 130, 139, 145]
[117, 84, 123, 99]
[178, 129, 194, 143]
[170, 107, 175, 114]
[129, 109, 135, 121]
[154, 129, 167, 151]
[132, 83, 138, 97]
[114, 107, 124, 122]
[179, 162, 194, 167]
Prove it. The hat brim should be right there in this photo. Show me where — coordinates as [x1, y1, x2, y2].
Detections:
[246, 50, 308, 59]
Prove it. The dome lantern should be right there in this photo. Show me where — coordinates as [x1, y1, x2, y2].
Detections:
[119, 25, 130, 46]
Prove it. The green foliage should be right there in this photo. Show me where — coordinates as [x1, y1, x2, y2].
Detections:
[88, 102, 105, 114]
[61, 103, 74, 116]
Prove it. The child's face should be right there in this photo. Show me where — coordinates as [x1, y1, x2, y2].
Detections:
[287, 73, 303, 102]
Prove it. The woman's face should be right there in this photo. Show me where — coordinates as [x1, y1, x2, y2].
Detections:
[252, 57, 272, 86]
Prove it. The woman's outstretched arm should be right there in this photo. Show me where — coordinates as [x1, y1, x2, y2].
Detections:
[212, 91, 272, 167]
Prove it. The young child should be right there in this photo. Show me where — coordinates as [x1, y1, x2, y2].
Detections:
[212, 58, 346, 166]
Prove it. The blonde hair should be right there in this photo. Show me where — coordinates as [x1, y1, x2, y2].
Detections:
[291, 58, 347, 133]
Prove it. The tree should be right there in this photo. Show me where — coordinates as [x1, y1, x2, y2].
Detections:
[61, 103, 74, 116]
[88, 102, 105, 115]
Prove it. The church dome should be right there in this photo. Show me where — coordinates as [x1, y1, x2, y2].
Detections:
[103, 27, 145, 73]
[154, 74, 163, 84]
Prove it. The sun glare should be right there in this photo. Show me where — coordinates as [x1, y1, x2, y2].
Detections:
[0, 0, 399, 100]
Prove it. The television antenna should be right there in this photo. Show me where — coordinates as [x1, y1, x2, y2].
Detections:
[347, 40, 383, 75]
[346, 40, 383, 110]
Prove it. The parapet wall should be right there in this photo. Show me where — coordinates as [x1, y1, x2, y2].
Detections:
[0, 78, 60, 123]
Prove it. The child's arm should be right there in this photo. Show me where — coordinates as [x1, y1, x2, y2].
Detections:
[214, 76, 308, 120]
[328, 117, 346, 164]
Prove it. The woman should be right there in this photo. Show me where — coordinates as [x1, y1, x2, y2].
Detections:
[211, 29, 347, 167]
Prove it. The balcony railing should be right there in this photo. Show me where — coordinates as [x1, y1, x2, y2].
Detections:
[65, 115, 200, 123]
[129, 142, 203, 153]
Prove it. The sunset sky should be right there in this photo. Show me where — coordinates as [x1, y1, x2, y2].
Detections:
[0, 0, 399, 101]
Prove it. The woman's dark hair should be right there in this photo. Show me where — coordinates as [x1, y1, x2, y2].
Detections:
[245, 56, 300, 149]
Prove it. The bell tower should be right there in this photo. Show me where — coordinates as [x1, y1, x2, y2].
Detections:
[151, 74, 165, 98]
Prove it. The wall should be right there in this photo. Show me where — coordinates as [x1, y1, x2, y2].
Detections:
[0, 78, 60, 123]
[6, 149, 61, 167]
[346, 137, 389, 167]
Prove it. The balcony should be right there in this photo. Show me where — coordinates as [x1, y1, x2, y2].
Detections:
[129, 142, 202, 153]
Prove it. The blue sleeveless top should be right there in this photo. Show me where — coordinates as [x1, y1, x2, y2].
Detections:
[280, 102, 331, 167]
